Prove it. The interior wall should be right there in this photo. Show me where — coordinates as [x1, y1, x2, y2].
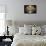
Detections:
[0, 0, 46, 22]
[13, 0, 46, 22]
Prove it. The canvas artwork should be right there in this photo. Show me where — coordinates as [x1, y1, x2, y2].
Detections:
[24, 5, 37, 14]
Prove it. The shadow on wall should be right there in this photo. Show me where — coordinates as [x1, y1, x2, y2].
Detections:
[5, 20, 46, 27]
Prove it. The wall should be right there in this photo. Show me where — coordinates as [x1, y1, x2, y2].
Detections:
[0, 0, 46, 22]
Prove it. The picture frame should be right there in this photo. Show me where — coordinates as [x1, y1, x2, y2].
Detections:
[24, 5, 37, 14]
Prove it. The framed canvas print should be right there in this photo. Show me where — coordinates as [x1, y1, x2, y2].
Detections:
[24, 5, 37, 14]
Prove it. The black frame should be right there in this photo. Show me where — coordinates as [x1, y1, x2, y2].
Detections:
[24, 5, 37, 14]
